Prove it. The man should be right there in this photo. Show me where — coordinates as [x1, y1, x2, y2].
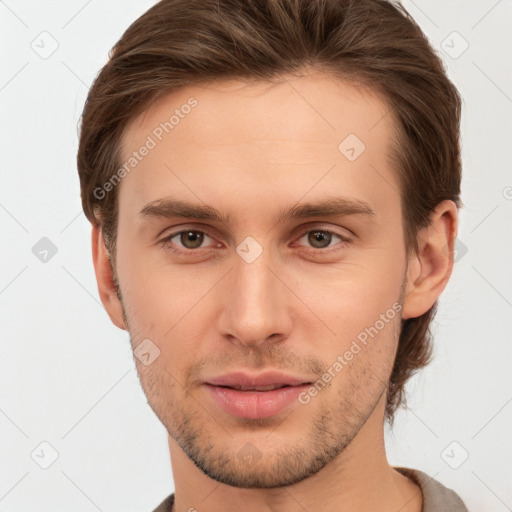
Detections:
[77, 0, 468, 510]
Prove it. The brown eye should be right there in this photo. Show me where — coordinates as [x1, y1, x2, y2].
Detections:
[161, 229, 216, 251]
[297, 229, 347, 250]
[180, 230, 205, 249]
[307, 230, 333, 249]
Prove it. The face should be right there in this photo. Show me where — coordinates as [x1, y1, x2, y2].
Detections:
[114, 70, 409, 488]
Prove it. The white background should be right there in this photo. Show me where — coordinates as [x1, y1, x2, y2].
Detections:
[1, 1, 511, 510]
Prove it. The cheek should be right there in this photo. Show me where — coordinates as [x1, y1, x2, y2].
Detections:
[293, 255, 404, 332]
[115, 237, 198, 327]
[116, 255, 220, 376]
[287, 259, 404, 382]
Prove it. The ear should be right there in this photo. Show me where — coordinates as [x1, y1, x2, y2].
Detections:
[91, 224, 127, 330]
[402, 200, 459, 320]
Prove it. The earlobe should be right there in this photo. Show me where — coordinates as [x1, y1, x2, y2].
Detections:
[91, 224, 127, 330]
[401, 200, 458, 320]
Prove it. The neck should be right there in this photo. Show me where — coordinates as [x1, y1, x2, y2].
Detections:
[168, 395, 422, 512]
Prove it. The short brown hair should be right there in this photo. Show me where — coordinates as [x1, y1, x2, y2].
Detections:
[77, 0, 462, 424]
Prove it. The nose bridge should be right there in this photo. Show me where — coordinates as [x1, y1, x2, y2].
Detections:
[218, 244, 290, 346]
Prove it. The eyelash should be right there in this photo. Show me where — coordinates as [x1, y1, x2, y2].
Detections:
[158, 227, 351, 255]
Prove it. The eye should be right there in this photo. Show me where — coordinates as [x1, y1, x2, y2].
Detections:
[160, 229, 219, 251]
[295, 229, 350, 250]
[158, 227, 351, 255]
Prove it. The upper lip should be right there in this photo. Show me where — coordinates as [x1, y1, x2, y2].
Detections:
[205, 371, 312, 390]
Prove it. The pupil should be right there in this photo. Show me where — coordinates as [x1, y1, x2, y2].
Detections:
[309, 230, 330, 248]
[182, 231, 203, 248]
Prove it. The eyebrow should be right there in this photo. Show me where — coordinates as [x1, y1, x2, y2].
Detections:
[138, 195, 375, 225]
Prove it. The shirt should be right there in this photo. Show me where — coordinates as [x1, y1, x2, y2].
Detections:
[152, 466, 469, 511]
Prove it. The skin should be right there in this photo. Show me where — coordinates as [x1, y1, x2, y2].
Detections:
[92, 68, 457, 512]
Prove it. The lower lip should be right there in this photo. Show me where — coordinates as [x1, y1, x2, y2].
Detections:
[205, 384, 310, 419]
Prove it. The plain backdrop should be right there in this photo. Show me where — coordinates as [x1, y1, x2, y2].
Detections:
[1, 1, 511, 511]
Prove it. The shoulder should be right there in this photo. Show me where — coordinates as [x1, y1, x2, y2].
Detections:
[394, 466, 469, 512]
[151, 492, 175, 512]
[152, 469, 469, 512]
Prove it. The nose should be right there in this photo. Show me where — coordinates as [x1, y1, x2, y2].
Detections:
[217, 247, 292, 348]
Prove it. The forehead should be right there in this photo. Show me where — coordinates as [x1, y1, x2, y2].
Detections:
[118, 69, 399, 222]
[122, 70, 392, 151]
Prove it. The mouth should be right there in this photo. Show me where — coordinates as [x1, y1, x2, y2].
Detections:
[203, 372, 313, 419]
[213, 384, 297, 391]
[205, 371, 311, 389]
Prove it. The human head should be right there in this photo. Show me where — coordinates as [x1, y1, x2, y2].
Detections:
[78, 0, 461, 435]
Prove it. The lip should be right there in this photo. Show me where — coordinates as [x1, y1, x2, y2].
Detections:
[205, 371, 310, 389]
[204, 371, 312, 419]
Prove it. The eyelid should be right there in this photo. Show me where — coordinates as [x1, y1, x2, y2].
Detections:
[159, 226, 220, 250]
[292, 226, 352, 253]
[295, 224, 353, 241]
[159, 223, 353, 256]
